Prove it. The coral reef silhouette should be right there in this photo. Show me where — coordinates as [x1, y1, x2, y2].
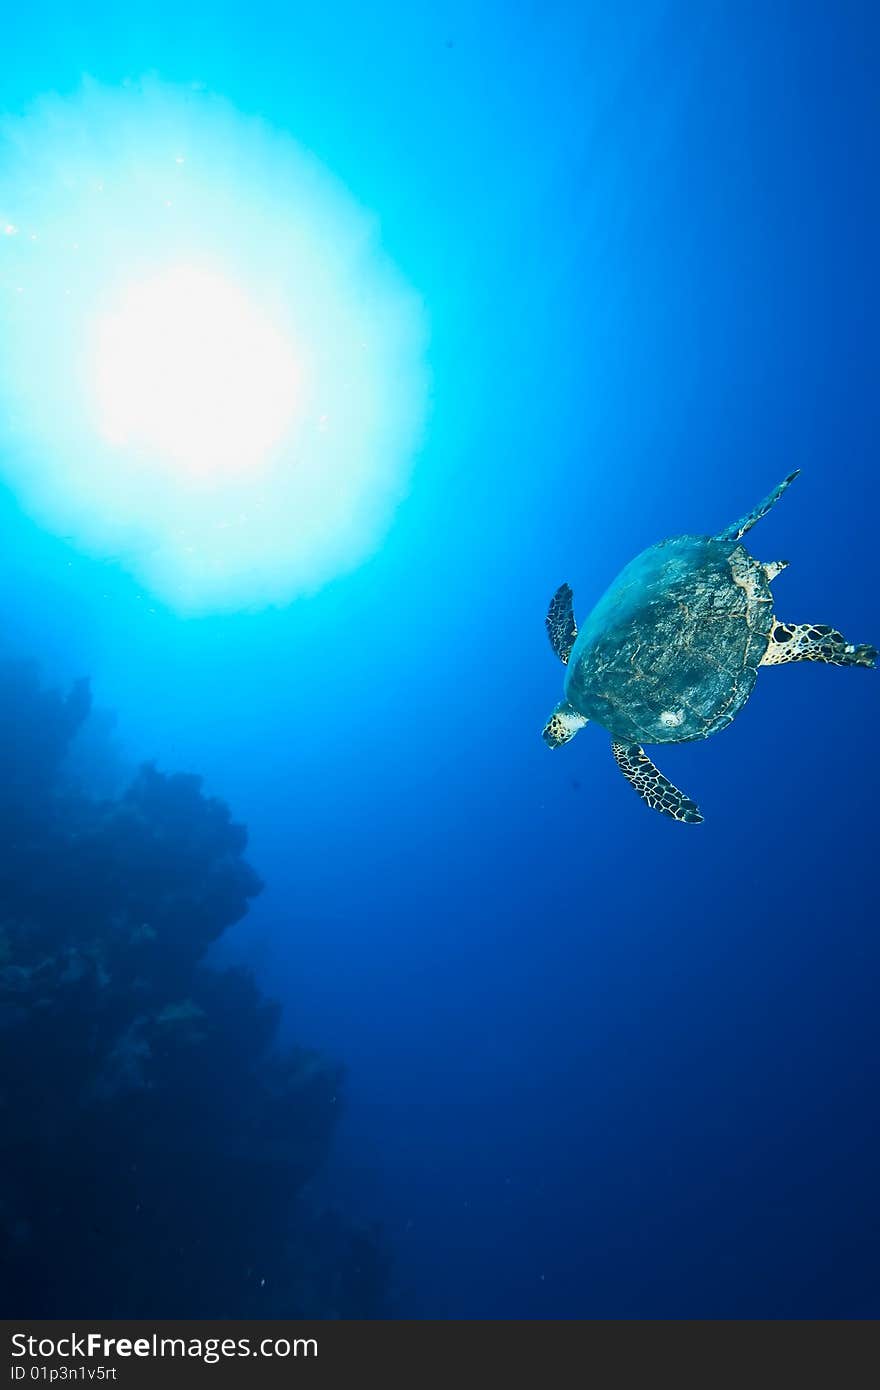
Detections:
[0, 660, 385, 1317]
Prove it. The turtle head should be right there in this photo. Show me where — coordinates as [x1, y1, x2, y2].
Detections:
[542, 701, 589, 749]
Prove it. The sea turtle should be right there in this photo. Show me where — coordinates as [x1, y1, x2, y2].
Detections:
[542, 471, 876, 823]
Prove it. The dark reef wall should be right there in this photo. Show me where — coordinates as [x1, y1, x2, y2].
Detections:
[0, 661, 385, 1317]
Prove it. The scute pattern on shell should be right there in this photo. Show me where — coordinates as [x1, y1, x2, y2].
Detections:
[564, 536, 774, 745]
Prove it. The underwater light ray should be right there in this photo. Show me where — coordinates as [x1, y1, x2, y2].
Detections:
[0, 78, 427, 613]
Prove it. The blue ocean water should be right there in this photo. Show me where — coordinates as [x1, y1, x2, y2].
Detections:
[0, 1, 877, 1317]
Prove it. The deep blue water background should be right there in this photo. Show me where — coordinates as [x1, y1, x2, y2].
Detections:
[2, 1, 878, 1316]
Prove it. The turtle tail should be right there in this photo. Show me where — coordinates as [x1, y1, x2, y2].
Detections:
[714, 470, 800, 542]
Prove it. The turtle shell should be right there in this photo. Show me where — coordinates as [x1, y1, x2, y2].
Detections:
[564, 535, 774, 744]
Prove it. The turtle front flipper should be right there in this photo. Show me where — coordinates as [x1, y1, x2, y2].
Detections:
[761, 559, 789, 582]
[761, 622, 877, 668]
[611, 741, 703, 824]
[546, 583, 578, 664]
[715, 470, 800, 542]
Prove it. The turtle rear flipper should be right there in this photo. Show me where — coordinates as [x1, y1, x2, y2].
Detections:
[761, 622, 877, 668]
[611, 742, 703, 824]
[715, 470, 800, 542]
[546, 583, 578, 664]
